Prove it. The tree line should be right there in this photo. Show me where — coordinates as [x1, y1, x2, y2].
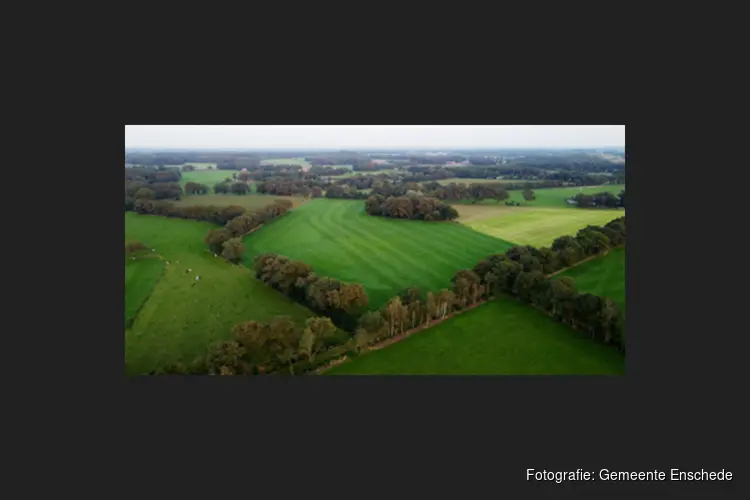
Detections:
[252, 253, 369, 331]
[364, 194, 459, 221]
[571, 190, 625, 209]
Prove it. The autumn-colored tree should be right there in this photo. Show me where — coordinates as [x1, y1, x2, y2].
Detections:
[207, 340, 246, 375]
[233, 321, 269, 354]
[298, 316, 336, 363]
[339, 283, 368, 313]
[267, 317, 299, 374]
[435, 289, 455, 319]
[221, 238, 245, 263]
[204, 228, 233, 254]
[382, 297, 409, 337]
[425, 292, 438, 323]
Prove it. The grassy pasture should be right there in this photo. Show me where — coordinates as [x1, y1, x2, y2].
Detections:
[460, 206, 622, 247]
[242, 199, 514, 309]
[555, 247, 625, 311]
[125, 212, 314, 374]
[327, 299, 625, 375]
[175, 194, 307, 210]
[179, 169, 235, 188]
[125, 255, 164, 326]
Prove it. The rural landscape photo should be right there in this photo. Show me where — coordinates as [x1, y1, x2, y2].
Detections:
[125, 125, 626, 375]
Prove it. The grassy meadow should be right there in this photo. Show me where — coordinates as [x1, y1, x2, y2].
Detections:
[460, 206, 622, 247]
[125, 212, 314, 374]
[179, 169, 235, 188]
[555, 247, 626, 311]
[327, 299, 625, 375]
[242, 199, 514, 309]
[125, 255, 164, 326]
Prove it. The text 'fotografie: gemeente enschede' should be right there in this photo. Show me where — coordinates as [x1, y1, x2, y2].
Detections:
[527, 469, 733, 483]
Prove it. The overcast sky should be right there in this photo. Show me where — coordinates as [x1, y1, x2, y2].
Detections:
[125, 125, 625, 149]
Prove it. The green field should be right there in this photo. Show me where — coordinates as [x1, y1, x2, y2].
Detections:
[125, 256, 164, 326]
[242, 199, 514, 309]
[460, 206, 623, 247]
[327, 299, 625, 375]
[556, 247, 625, 311]
[175, 194, 307, 210]
[261, 157, 311, 168]
[125, 212, 315, 374]
[179, 169, 235, 188]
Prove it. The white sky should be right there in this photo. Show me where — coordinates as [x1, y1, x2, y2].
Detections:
[125, 125, 625, 149]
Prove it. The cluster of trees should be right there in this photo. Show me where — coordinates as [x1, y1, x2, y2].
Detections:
[125, 167, 184, 205]
[125, 181, 182, 205]
[571, 190, 625, 209]
[252, 254, 368, 331]
[325, 185, 369, 199]
[202, 316, 344, 375]
[364, 194, 459, 221]
[184, 182, 210, 195]
[181, 165, 196, 171]
[309, 166, 350, 176]
[125, 167, 181, 184]
[213, 181, 254, 195]
[256, 179, 325, 197]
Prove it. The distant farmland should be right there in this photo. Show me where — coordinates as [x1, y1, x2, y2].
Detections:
[179, 169, 234, 188]
[243, 199, 514, 309]
[460, 206, 622, 247]
[260, 157, 311, 168]
[327, 299, 625, 375]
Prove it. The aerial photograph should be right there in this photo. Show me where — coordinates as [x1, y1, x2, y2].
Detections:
[125, 125, 626, 376]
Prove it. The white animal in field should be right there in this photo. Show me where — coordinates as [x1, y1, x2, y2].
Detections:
[195, 276, 200, 281]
